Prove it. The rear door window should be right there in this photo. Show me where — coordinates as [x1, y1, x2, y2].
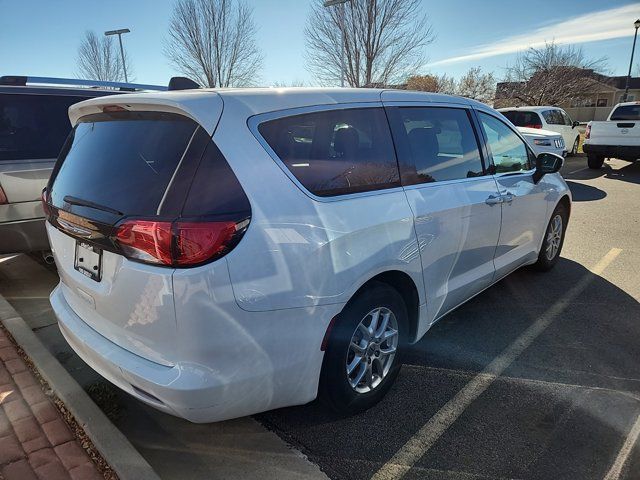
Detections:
[257, 107, 399, 197]
[387, 106, 485, 185]
[49, 111, 202, 218]
[0, 93, 88, 161]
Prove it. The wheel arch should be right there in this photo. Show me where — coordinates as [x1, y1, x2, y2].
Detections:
[558, 194, 571, 219]
[346, 270, 421, 343]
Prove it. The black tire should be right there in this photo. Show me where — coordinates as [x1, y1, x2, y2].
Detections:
[319, 281, 408, 414]
[587, 154, 605, 169]
[571, 136, 580, 155]
[533, 202, 568, 271]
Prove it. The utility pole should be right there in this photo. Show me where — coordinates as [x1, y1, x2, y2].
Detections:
[622, 19, 640, 102]
[105, 28, 131, 83]
[323, 0, 351, 87]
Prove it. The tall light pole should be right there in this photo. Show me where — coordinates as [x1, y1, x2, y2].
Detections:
[622, 19, 640, 102]
[323, 0, 351, 87]
[105, 28, 131, 83]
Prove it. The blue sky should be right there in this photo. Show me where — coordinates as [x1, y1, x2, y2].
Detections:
[0, 0, 639, 86]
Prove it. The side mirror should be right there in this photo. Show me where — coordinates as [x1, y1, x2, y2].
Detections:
[572, 121, 580, 128]
[533, 152, 563, 184]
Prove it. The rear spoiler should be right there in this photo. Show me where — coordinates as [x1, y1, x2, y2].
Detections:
[67, 90, 223, 135]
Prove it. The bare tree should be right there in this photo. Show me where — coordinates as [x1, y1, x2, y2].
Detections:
[271, 79, 309, 87]
[497, 42, 607, 107]
[305, 0, 434, 87]
[77, 31, 131, 82]
[406, 74, 456, 94]
[165, 0, 263, 87]
[457, 67, 496, 104]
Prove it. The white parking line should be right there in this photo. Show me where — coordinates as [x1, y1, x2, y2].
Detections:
[604, 413, 640, 480]
[568, 166, 589, 175]
[371, 248, 622, 480]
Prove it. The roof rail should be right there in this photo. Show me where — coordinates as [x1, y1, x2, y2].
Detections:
[0, 76, 167, 91]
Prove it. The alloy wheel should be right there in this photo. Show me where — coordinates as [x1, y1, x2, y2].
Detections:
[545, 214, 563, 261]
[345, 307, 399, 394]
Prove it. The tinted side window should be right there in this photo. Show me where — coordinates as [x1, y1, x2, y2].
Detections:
[560, 110, 573, 126]
[479, 112, 533, 173]
[388, 107, 484, 185]
[182, 141, 251, 218]
[0, 93, 88, 161]
[258, 108, 399, 197]
[501, 110, 542, 128]
[541, 110, 564, 125]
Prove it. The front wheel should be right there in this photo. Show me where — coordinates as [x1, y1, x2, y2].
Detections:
[533, 203, 568, 271]
[319, 282, 407, 414]
[587, 154, 605, 169]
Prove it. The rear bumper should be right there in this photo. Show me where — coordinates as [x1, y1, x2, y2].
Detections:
[583, 144, 640, 160]
[50, 284, 331, 423]
[0, 218, 49, 254]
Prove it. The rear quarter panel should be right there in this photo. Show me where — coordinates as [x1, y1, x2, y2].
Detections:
[216, 99, 425, 312]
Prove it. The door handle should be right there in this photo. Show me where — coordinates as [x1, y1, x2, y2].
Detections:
[485, 195, 503, 205]
[502, 193, 515, 204]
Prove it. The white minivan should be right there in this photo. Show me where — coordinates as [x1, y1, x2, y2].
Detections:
[45, 88, 571, 423]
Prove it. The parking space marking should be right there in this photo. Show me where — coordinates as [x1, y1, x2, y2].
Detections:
[568, 166, 589, 175]
[371, 248, 623, 480]
[604, 413, 640, 480]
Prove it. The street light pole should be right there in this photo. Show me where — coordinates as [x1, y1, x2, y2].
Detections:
[622, 19, 640, 102]
[323, 0, 351, 87]
[104, 28, 131, 83]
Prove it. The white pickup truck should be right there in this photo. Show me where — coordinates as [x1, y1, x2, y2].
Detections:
[583, 101, 640, 169]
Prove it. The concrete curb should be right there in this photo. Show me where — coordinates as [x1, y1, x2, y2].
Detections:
[0, 293, 160, 480]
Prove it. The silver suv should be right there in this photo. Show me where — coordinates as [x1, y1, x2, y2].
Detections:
[0, 76, 164, 254]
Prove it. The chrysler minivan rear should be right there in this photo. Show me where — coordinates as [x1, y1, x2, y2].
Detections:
[45, 94, 284, 420]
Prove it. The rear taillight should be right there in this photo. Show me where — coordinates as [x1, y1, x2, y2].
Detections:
[114, 219, 247, 267]
[585, 124, 591, 139]
[116, 220, 173, 265]
[0, 185, 7, 205]
[524, 123, 543, 129]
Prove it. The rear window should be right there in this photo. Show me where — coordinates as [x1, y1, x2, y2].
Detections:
[258, 107, 399, 197]
[0, 93, 88, 161]
[49, 111, 201, 217]
[501, 111, 542, 128]
[610, 105, 640, 121]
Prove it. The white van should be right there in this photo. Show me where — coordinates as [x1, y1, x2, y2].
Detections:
[45, 88, 571, 422]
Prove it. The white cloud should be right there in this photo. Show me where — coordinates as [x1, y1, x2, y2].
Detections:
[429, 4, 640, 66]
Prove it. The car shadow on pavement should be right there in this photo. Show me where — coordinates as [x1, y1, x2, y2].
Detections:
[564, 160, 640, 186]
[564, 181, 606, 202]
[257, 258, 640, 480]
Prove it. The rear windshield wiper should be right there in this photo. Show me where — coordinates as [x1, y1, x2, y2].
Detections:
[63, 195, 124, 216]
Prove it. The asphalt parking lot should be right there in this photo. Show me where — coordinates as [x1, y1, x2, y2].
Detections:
[1, 155, 639, 480]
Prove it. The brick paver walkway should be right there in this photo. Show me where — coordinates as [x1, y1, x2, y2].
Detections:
[0, 328, 102, 480]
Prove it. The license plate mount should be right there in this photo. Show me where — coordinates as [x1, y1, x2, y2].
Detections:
[74, 241, 102, 282]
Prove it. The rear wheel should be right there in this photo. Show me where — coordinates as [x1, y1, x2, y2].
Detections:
[319, 282, 407, 414]
[533, 202, 568, 271]
[587, 154, 605, 169]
